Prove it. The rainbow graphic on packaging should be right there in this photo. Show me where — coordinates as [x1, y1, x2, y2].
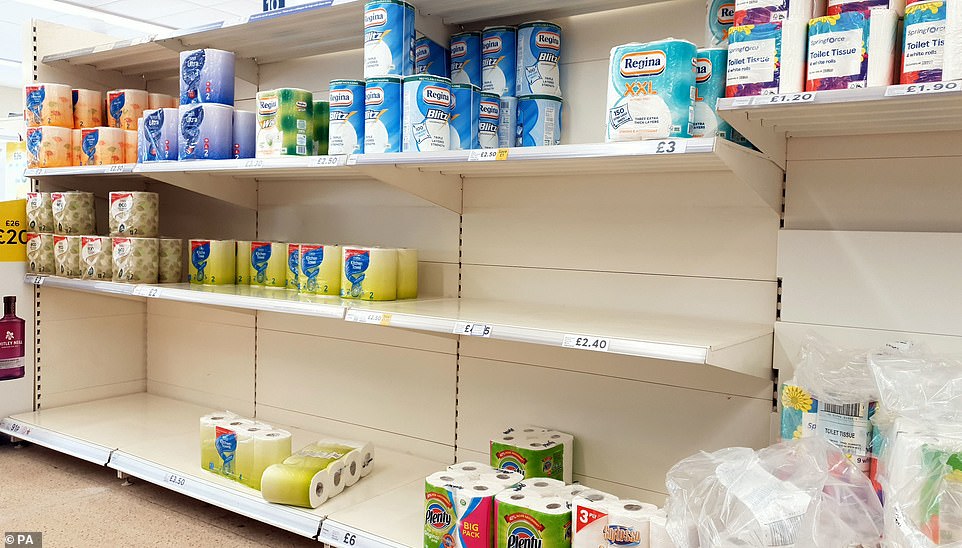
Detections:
[482, 27, 518, 97]
[807, 13, 872, 91]
[490, 425, 573, 482]
[364, 0, 415, 78]
[495, 492, 572, 548]
[516, 22, 562, 96]
[424, 482, 459, 548]
[902, 2, 951, 84]
[726, 23, 785, 97]
[403, 75, 452, 152]
[450, 31, 482, 87]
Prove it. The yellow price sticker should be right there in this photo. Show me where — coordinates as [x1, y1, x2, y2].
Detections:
[0, 200, 26, 263]
[495, 148, 509, 161]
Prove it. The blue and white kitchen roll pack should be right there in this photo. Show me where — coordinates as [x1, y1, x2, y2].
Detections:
[516, 21, 563, 96]
[180, 49, 235, 106]
[707, 0, 736, 46]
[365, 76, 403, 153]
[364, 0, 415, 78]
[450, 83, 480, 151]
[693, 48, 736, 139]
[415, 37, 450, 78]
[140, 108, 178, 162]
[482, 26, 517, 98]
[329, 79, 366, 155]
[232, 110, 256, 159]
[726, 22, 808, 97]
[402, 75, 451, 152]
[807, 10, 898, 91]
[179, 103, 233, 160]
[450, 31, 482, 88]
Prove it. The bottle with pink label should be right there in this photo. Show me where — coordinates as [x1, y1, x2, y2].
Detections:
[0, 296, 25, 381]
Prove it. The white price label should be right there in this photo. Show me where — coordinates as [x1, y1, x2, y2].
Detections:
[244, 159, 264, 169]
[562, 334, 610, 352]
[4, 420, 31, 437]
[29, 275, 44, 286]
[345, 310, 391, 326]
[321, 523, 370, 548]
[653, 140, 686, 154]
[753, 92, 815, 105]
[346, 155, 358, 166]
[133, 285, 160, 298]
[313, 155, 345, 167]
[164, 473, 188, 488]
[885, 81, 962, 97]
[454, 322, 492, 337]
[469, 148, 509, 162]
[107, 164, 127, 173]
[32, 169, 45, 176]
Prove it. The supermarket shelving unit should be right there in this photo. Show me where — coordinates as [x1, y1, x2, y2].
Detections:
[23, 0, 962, 544]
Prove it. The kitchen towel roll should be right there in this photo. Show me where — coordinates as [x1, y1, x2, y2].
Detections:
[808, 10, 898, 91]
[53, 235, 81, 278]
[572, 494, 612, 548]
[517, 94, 563, 147]
[256, 88, 314, 157]
[199, 412, 239, 473]
[24, 83, 72, 128]
[51, 191, 95, 235]
[450, 82, 480, 151]
[416, 36, 451, 77]
[232, 110, 256, 159]
[158, 238, 184, 283]
[516, 21, 563, 96]
[298, 244, 341, 296]
[403, 75, 452, 152]
[424, 472, 464, 548]
[248, 430, 294, 490]
[451, 31, 482, 87]
[726, 21, 808, 97]
[25, 127, 72, 169]
[365, 76, 403, 153]
[364, 0, 415, 78]
[498, 96, 518, 148]
[490, 425, 573, 482]
[693, 48, 736, 140]
[236, 240, 251, 285]
[315, 437, 375, 484]
[734, 0, 824, 25]
[606, 501, 660, 548]
[80, 236, 112, 281]
[72, 89, 102, 129]
[80, 127, 126, 165]
[112, 237, 159, 283]
[25, 232, 54, 275]
[179, 103, 233, 160]
[107, 89, 148, 130]
[148, 93, 177, 109]
[180, 48, 235, 106]
[141, 108, 179, 162]
[606, 39, 698, 141]
[250, 241, 287, 288]
[313, 100, 330, 156]
[109, 191, 159, 237]
[707, 0, 736, 46]
[479, 92, 501, 149]
[26, 192, 53, 232]
[340, 246, 398, 301]
[482, 26, 518, 97]
[495, 491, 572, 548]
[902, 1, 962, 83]
[396, 247, 418, 299]
[454, 480, 505, 548]
[189, 239, 235, 285]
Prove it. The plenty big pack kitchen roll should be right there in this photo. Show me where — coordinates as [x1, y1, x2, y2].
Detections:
[107, 89, 147, 130]
[807, 10, 898, 91]
[425, 471, 509, 548]
[340, 246, 398, 301]
[189, 239, 235, 285]
[112, 237, 158, 283]
[298, 244, 340, 296]
[25, 126, 71, 169]
[734, 0, 824, 25]
[109, 191, 159, 237]
[25, 233, 54, 275]
[179, 103, 233, 160]
[250, 242, 287, 288]
[24, 83, 72, 128]
[80, 127, 126, 165]
[180, 48, 235, 106]
[53, 235, 81, 278]
[72, 89, 102, 129]
[141, 108, 178, 162]
[490, 425, 573, 482]
[51, 191, 95, 235]
[80, 236, 112, 281]
[158, 238, 183, 283]
[256, 88, 314, 157]
[902, 1, 962, 84]
[606, 39, 697, 142]
[232, 110, 256, 159]
[727, 21, 808, 97]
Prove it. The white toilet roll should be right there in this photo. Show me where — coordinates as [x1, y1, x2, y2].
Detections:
[448, 461, 493, 478]
[316, 437, 375, 478]
[605, 500, 659, 548]
[572, 495, 611, 548]
[480, 469, 524, 488]
[328, 458, 347, 497]
[648, 510, 672, 548]
[520, 477, 566, 495]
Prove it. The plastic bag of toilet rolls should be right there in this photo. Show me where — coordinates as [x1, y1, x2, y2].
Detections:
[51, 191, 95, 235]
[80, 236, 112, 281]
[109, 191, 159, 237]
[112, 237, 159, 283]
[158, 238, 183, 283]
[25, 232, 54, 275]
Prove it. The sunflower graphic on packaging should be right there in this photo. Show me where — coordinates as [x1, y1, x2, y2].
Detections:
[780, 383, 815, 441]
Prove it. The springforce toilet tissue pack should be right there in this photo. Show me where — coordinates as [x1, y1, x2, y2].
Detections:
[734, 0, 824, 25]
[828, 0, 905, 15]
[807, 10, 898, 91]
[726, 21, 808, 97]
[490, 425, 573, 483]
[902, 1, 962, 83]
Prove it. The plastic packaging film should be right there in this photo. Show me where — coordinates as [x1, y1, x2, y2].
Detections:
[340, 246, 398, 301]
[316, 437, 375, 485]
[490, 424, 573, 482]
[396, 247, 418, 299]
[516, 21, 562, 96]
[107, 89, 148, 130]
[25, 233, 54, 275]
[200, 412, 239, 474]
[112, 237, 159, 283]
[260, 441, 356, 508]
[286, 243, 303, 291]
[828, 0, 905, 16]
[25, 126, 72, 169]
[72, 88, 102, 129]
[24, 83, 72, 128]
[180, 48, 235, 106]
[80, 127, 126, 165]
[250, 241, 287, 288]
[26, 192, 54, 233]
[80, 236, 112, 281]
[402, 75, 451, 152]
[329, 80, 366, 155]
[365, 76, 403, 154]
[53, 235, 81, 278]
[109, 191, 159, 237]
[179, 103, 233, 160]
[51, 191, 95, 235]
[256, 88, 314, 157]
[235, 240, 251, 285]
[158, 238, 184, 283]
[189, 239, 235, 285]
[298, 244, 340, 296]
[482, 26, 517, 98]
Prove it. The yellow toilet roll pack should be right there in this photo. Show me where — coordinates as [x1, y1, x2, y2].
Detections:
[199, 412, 293, 491]
[260, 438, 376, 508]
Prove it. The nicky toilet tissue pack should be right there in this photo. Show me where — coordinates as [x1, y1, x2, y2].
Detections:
[199, 412, 292, 490]
[490, 425, 573, 483]
[901, 1, 962, 84]
[424, 466, 523, 548]
[260, 438, 375, 508]
[807, 10, 898, 91]
[727, 21, 808, 97]
[25, 233, 54, 275]
[572, 494, 671, 548]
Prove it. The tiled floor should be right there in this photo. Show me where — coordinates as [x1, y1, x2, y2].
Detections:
[0, 441, 319, 547]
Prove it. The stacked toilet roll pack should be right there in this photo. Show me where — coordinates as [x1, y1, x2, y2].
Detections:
[25, 190, 183, 284]
[490, 425, 573, 483]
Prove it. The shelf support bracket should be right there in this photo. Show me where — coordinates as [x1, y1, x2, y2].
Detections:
[716, 145, 785, 214]
[354, 165, 463, 214]
[139, 172, 258, 210]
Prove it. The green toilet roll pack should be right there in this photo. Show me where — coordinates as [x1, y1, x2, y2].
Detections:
[313, 100, 329, 156]
[256, 88, 314, 157]
[490, 425, 573, 483]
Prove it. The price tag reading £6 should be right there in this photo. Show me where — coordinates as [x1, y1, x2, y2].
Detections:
[322, 522, 365, 548]
[562, 334, 610, 352]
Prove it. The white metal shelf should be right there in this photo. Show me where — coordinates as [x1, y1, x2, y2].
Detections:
[321, 480, 424, 548]
[3, 393, 446, 543]
[26, 275, 774, 377]
[718, 84, 962, 168]
[26, 139, 784, 214]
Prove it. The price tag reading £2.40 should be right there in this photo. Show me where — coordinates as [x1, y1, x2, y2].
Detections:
[562, 334, 610, 352]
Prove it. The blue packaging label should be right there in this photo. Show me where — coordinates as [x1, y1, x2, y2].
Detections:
[498, 96, 518, 148]
[450, 85, 480, 151]
[82, 129, 100, 165]
[693, 48, 733, 139]
[903, 2, 946, 84]
[181, 49, 205, 104]
[343, 249, 370, 298]
[450, 32, 482, 88]
[179, 105, 206, 159]
[478, 93, 501, 149]
[518, 95, 562, 147]
[606, 40, 697, 141]
[143, 109, 169, 161]
[516, 23, 562, 96]
[808, 14, 871, 91]
[109, 92, 126, 127]
[214, 427, 237, 474]
[482, 28, 517, 97]
[26, 128, 42, 163]
[365, 78, 402, 153]
[364, 0, 415, 78]
[25, 85, 45, 125]
[330, 82, 366, 154]
[288, 245, 300, 290]
[727, 24, 782, 96]
[251, 243, 273, 284]
[708, 0, 735, 46]
[180, 49, 235, 105]
[300, 245, 326, 292]
[191, 240, 211, 282]
[403, 77, 451, 152]
[415, 38, 450, 78]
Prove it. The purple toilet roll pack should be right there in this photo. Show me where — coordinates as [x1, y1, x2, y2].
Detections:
[141, 108, 179, 162]
[180, 48, 236, 106]
[179, 103, 233, 160]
